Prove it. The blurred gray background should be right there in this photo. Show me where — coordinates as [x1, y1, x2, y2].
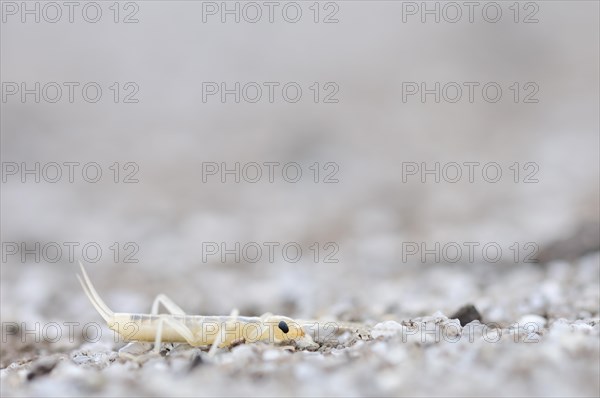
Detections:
[1, 1, 599, 395]
[2, 0, 598, 319]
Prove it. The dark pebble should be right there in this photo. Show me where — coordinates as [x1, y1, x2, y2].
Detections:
[26, 361, 57, 381]
[189, 353, 203, 371]
[450, 304, 482, 326]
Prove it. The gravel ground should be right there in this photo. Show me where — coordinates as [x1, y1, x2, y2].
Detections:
[1, 251, 599, 397]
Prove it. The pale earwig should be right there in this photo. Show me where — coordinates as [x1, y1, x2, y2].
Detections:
[76, 262, 319, 354]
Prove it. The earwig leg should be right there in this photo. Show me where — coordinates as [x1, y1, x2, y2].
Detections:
[153, 315, 196, 354]
[153, 317, 165, 353]
[118, 342, 154, 364]
[207, 329, 222, 357]
[208, 308, 240, 357]
[259, 312, 273, 321]
[148, 295, 189, 353]
[151, 294, 186, 316]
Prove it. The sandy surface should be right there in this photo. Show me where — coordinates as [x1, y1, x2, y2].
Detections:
[1, 251, 599, 397]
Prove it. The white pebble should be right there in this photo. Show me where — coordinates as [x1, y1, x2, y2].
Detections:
[517, 314, 547, 329]
[372, 321, 404, 338]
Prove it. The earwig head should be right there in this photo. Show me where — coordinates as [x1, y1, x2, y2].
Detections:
[262, 315, 305, 343]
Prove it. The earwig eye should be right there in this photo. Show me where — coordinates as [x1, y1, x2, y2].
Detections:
[278, 320, 289, 334]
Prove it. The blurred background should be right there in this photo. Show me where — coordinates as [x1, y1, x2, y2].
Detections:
[1, 1, 599, 395]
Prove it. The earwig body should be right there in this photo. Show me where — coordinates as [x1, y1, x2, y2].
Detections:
[109, 314, 304, 347]
[76, 262, 316, 352]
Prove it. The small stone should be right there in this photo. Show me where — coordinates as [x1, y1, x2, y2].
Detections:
[450, 304, 482, 326]
[262, 349, 283, 361]
[26, 357, 57, 381]
[517, 314, 547, 329]
[189, 353, 203, 371]
[372, 321, 404, 338]
[229, 344, 255, 362]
